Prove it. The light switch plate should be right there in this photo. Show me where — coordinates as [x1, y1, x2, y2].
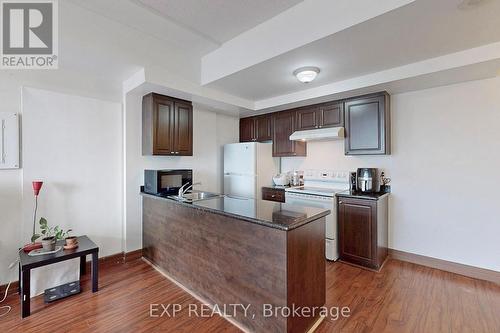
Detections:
[0, 112, 20, 169]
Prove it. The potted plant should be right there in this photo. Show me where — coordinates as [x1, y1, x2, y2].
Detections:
[33, 218, 73, 252]
[64, 233, 78, 248]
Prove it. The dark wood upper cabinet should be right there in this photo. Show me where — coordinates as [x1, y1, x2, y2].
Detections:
[296, 106, 319, 130]
[240, 114, 272, 142]
[296, 102, 343, 130]
[272, 111, 306, 157]
[239, 117, 255, 142]
[238, 91, 389, 157]
[337, 195, 388, 270]
[143, 93, 193, 156]
[319, 102, 344, 128]
[174, 100, 193, 156]
[344, 93, 390, 155]
[255, 114, 272, 141]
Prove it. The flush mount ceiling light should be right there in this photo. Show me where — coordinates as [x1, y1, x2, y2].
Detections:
[293, 66, 320, 83]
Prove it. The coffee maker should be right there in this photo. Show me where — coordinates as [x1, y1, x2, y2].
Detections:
[356, 168, 379, 193]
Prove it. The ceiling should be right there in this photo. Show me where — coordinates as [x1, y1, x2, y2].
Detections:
[136, 0, 303, 44]
[206, 0, 500, 100]
[62, 0, 500, 114]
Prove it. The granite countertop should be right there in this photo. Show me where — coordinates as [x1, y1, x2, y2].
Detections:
[262, 185, 290, 190]
[337, 190, 390, 200]
[141, 192, 330, 231]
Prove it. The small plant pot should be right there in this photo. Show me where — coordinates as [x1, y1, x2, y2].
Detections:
[65, 236, 78, 247]
[41, 236, 56, 251]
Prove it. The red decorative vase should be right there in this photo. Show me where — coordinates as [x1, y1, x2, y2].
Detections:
[32, 181, 43, 196]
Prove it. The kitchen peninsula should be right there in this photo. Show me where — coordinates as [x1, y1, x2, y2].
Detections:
[141, 193, 330, 333]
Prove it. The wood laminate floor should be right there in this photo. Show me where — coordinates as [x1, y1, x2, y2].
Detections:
[0, 258, 498, 333]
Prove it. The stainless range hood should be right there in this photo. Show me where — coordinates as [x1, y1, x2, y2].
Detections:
[289, 127, 344, 141]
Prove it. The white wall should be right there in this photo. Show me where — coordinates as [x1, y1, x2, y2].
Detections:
[22, 88, 123, 256]
[282, 76, 500, 272]
[0, 82, 23, 285]
[0, 0, 209, 285]
[124, 91, 239, 252]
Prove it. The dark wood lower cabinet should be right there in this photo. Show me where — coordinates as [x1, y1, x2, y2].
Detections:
[262, 187, 285, 203]
[142, 195, 325, 333]
[337, 195, 389, 270]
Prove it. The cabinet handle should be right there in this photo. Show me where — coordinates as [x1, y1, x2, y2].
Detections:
[339, 201, 343, 204]
[271, 195, 276, 198]
[171, 152, 175, 154]
[175, 152, 179, 154]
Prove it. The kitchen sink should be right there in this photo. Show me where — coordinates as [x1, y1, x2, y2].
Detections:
[168, 191, 224, 203]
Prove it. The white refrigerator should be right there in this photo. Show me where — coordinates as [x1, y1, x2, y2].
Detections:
[223, 142, 280, 199]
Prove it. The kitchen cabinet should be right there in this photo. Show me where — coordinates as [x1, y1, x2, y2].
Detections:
[296, 102, 344, 130]
[240, 111, 306, 156]
[142, 93, 193, 156]
[255, 114, 273, 141]
[272, 110, 306, 157]
[239, 114, 272, 142]
[262, 187, 285, 203]
[239, 117, 255, 142]
[337, 194, 388, 270]
[239, 91, 389, 157]
[320, 102, 344, 128]
[173, 100, 193, 155]
[296, 106, 319, 130]
[344, 93, 390, 155]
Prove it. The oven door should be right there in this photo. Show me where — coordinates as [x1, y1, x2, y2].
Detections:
[285, 192, 338, 261]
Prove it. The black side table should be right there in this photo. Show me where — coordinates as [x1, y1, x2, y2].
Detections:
[18, 235, 99, 318]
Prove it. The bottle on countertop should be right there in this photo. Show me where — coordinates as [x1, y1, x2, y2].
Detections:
[349, 172, 357, 191]
[292, 170, 300, 186]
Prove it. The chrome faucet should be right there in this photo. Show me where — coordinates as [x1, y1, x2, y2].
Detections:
[178, 182, 201, 197]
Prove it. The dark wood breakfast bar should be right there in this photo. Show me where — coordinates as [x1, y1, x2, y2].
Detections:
[142, 193, 330, 333]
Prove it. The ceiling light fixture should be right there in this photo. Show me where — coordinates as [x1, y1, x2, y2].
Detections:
[293, 66, 320, 83]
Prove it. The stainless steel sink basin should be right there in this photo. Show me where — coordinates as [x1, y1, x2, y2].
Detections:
[168, 191, 223, 203]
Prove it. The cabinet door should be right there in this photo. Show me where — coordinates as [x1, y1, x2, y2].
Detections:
[272, 111, 306, 157]
[153, 96, 174, 155]
[319, 102, 343, 128]
[262, 188, 285, 203]
[344, 94, 390, 155]
[255, 115, 272, 141]
[338, 197, 377, 268]
[239, 117, 255, 142]
[173, 101, 193, 156]
[296, 106, 319, 130]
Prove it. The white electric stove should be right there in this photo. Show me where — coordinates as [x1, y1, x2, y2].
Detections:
[285, 170, 350, 261]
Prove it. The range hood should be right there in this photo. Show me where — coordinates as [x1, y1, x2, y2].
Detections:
[289, 127, 344, 141]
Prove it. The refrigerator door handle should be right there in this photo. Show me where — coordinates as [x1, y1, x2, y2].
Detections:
[225, 195, 249, 200]
[224, 172, 257, 177]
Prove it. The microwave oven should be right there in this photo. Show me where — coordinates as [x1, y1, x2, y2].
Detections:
[144, 169, 192, 196]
